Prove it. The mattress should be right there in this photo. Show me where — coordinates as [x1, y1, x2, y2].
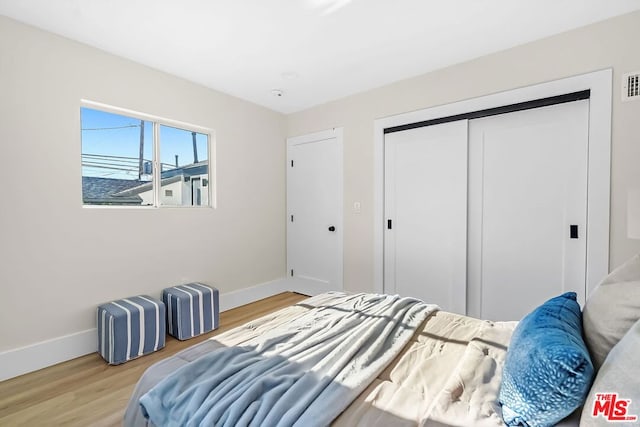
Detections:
[124, 292, 519, 426]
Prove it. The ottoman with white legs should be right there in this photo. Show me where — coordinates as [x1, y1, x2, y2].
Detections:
[162, 283, 219, 340]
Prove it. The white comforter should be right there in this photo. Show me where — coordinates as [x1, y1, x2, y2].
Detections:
[334, 310, 516, 426]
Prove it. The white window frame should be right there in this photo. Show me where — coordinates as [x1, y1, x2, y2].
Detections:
[80, 100, 216, 209]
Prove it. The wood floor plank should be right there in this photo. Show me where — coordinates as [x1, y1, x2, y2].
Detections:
[0, 292, 308, 426]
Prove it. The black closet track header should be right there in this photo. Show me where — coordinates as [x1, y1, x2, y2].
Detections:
[383, 89, 591, 134]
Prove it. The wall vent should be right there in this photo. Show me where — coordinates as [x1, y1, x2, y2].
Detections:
[622, 72, 640, 101]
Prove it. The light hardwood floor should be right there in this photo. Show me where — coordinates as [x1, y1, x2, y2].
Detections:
[0, 292, 308, 427]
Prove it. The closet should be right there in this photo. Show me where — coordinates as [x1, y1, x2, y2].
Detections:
[384, 96, 590, 321]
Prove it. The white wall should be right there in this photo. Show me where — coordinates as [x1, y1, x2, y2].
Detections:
[0, 16, 286, 353]
[2, 10, 640, 377]
[287, 11, 640, 294]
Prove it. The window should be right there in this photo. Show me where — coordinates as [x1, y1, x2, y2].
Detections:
[158, 125, 209, 207]
[81, 104, 212, 207]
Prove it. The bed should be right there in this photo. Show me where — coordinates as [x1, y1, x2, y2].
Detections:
[124, 255, 640, 427]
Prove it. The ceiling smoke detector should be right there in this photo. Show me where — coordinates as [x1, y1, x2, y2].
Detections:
[271, 89, 284, 97]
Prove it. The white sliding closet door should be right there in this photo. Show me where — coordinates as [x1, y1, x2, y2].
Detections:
[467, 100, 590, 320]
[384, 120, 468, 314]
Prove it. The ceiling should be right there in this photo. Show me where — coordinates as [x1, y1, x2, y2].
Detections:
[1, 1, 639, 114]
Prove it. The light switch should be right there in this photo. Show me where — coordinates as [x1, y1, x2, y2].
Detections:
[353, 202, 361, 214]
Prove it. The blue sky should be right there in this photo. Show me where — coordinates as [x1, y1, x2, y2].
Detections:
[81, 107, 208, 180]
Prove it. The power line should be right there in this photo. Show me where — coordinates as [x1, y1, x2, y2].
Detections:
[81, 124, 141, 131]
[82, 163, 139, 173]
[83, 153, 147, 163]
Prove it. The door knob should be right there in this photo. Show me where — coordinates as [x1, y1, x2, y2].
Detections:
[328, 226, 336, 232]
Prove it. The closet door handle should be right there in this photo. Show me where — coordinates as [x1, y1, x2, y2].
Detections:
[328, 226, 336, 232]
[570, 225, 578, 239]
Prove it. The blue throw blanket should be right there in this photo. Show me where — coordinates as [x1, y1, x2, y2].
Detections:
[139, 292, 435, 427]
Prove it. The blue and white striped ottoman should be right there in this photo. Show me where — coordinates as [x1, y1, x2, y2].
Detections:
[162, 283, 219, 340]
[97, 295, 166, 365]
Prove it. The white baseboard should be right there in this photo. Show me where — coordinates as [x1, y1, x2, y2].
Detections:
[218, 278, 295, 312]
[0, 278, 300, 382]
[218, 278, 330, 310]
[285, 277, 339, 296]
[0, 329, 98, 382]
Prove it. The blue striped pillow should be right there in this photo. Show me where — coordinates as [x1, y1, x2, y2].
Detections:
[499, 292, 594, 427]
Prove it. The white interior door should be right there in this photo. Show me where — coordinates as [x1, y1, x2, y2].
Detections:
[287, 129, 343, 295]
[384, 120, 468, 313]
[467, 100, 590, 320]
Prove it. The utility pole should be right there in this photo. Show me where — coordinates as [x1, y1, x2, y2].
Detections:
[192, 132, 199, 163]
[138, 120, 144, 179]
